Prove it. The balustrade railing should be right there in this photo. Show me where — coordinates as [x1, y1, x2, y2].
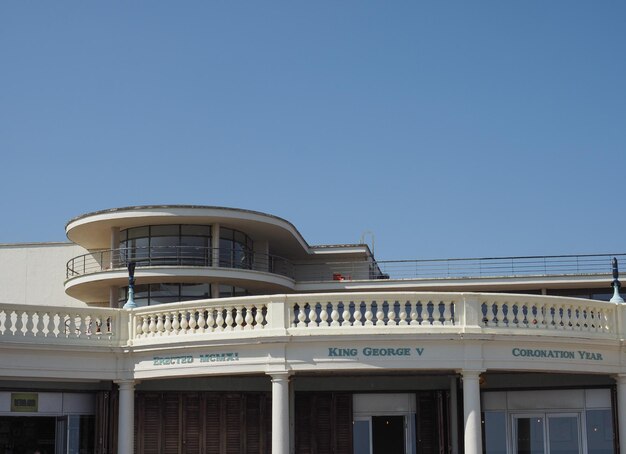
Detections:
[66, 246, 295, 279]
[0, 305, 119, 343]
[480, 294, 613, 333]
[0, 293, 620, 348]
[132, 297, 268, 339]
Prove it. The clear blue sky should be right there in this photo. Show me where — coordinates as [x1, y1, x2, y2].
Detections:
[1, 2, 624, 260]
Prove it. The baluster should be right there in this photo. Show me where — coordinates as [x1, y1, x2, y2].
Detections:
[425, 301, 434, 326]
[137, 315, 148, 337]
[319, 303, 329, 327]
[171, 311, 181, 334]
[341, 303, 351, 327]
[149, 315, 158, 336]
[156, 313, 164, 335]
[374, 302, 384, 326]
[387, 302, 396, 326]
[545, 304, 555, 329]
[330, 303, 340, 327]
[24, 311, 35, 336]
[564, 305, 572, 330]
[235, 306, 244, 330]
[189, 310, 198, 333]
[37, 311, 47, 337]
[307, 303, 318, 327]
[442, 301, 452, 326]
[576, 305, 583, 331]
[0, 310, 5, 336]
[493, 302, 502, 327]
[509, 304, 518, 328]
[225, 307, 234, 331]
[364, 302, 374, 326]
[409, 302, 419, 326]
[398, 301, 408, 326]
[215, 308, 224, 332]
[297, 304, 307, 328]
[353, 302, 363, 327]
[535, 303, 545, 328]
[164, 313, 172, 335]
[75, 314, 83, 338]
[196, 309, 206, 333]
[244, 307, 254, 330]
[254, 305, 265, 329]
[205, 309, 215, 332]
[180, 311, 189, 333]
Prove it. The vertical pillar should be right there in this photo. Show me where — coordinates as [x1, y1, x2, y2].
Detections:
[462, 370, 483, 454]
[116, 379, 135, 454]
[109, 286, 119, 308]
[450, 375, 459, 454]
[615, 375, 626, 452]
[212, 223, 220, 268]
[270, 372, 291, 454]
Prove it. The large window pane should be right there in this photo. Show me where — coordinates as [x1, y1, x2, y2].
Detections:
[484, 412, 507, 454]
[548, 415, 579, 454]
[586, 410, 614, 454]
[516, 417, 545, 454]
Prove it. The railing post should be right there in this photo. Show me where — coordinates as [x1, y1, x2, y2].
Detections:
[266, 295, 289, 333]
[459, 295, 482, 333]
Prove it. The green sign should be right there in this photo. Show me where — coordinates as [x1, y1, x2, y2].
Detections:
[11, 393, 38, 412]
[327, 347, 424, 358]
[153, 352, 240, 366]
[512, 348, 603, 361]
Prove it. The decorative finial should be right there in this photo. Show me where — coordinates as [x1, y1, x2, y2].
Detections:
[123, 261, 137, 309]
[610, 257, 624, 303]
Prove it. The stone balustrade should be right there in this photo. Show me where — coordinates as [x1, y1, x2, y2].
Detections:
[0, 293, 621, 348]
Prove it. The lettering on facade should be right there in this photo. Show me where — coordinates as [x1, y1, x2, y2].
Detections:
[153, 352, 239, 366]
[327, 347, 424, 358]
[511, 348, 603, 361]
[199, 352, 239, 363]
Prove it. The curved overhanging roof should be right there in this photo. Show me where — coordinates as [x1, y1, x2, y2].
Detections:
[66, 205, 314, 258]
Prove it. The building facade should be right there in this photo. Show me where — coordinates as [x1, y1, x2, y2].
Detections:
[0, 205, 624, 454]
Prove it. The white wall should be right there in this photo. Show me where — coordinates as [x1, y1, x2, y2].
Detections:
[0, 243, 87, 307]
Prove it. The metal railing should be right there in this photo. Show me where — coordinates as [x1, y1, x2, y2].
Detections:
[295, 253, 626, 282]
[66, 246, 295, 279]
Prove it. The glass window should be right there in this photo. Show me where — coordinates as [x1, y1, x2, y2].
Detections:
[515, 416, 545, 454]
[483, 412, 507, 454]
[151, 225, 180, 237]
[548, 415, 580, 454]
[586, 410, 614, 454]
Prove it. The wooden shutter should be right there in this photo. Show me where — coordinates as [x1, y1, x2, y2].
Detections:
[295, 392, 353, 454]
[182, 393, 201, 454]
[204, 394, 220, 454]
[162, 394, 181, 454]
[140, 393, 163, 454]
[224, 394, 243, 454]
[332, 394, 353, 454]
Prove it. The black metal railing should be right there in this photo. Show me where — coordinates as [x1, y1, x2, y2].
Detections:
[66, 246, 295, 279]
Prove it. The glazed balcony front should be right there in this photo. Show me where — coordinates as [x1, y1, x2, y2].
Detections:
[64, 246, 296, 303]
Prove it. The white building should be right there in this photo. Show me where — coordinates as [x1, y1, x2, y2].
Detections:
[0, 205, 624, 454]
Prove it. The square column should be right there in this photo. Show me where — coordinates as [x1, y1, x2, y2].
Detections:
[462, 370, 483, 454]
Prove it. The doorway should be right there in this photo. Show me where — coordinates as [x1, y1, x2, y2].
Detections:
[513, 413, 582, 454]
[0, 416, 56, 454]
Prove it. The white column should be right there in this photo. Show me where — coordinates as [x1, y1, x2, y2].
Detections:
[462, 370, 483, 454]
[270, 372, 291, 454]
[116, 379, 135, 454]
[450, 375, 459, 454]
[615, 374, 626, 452]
